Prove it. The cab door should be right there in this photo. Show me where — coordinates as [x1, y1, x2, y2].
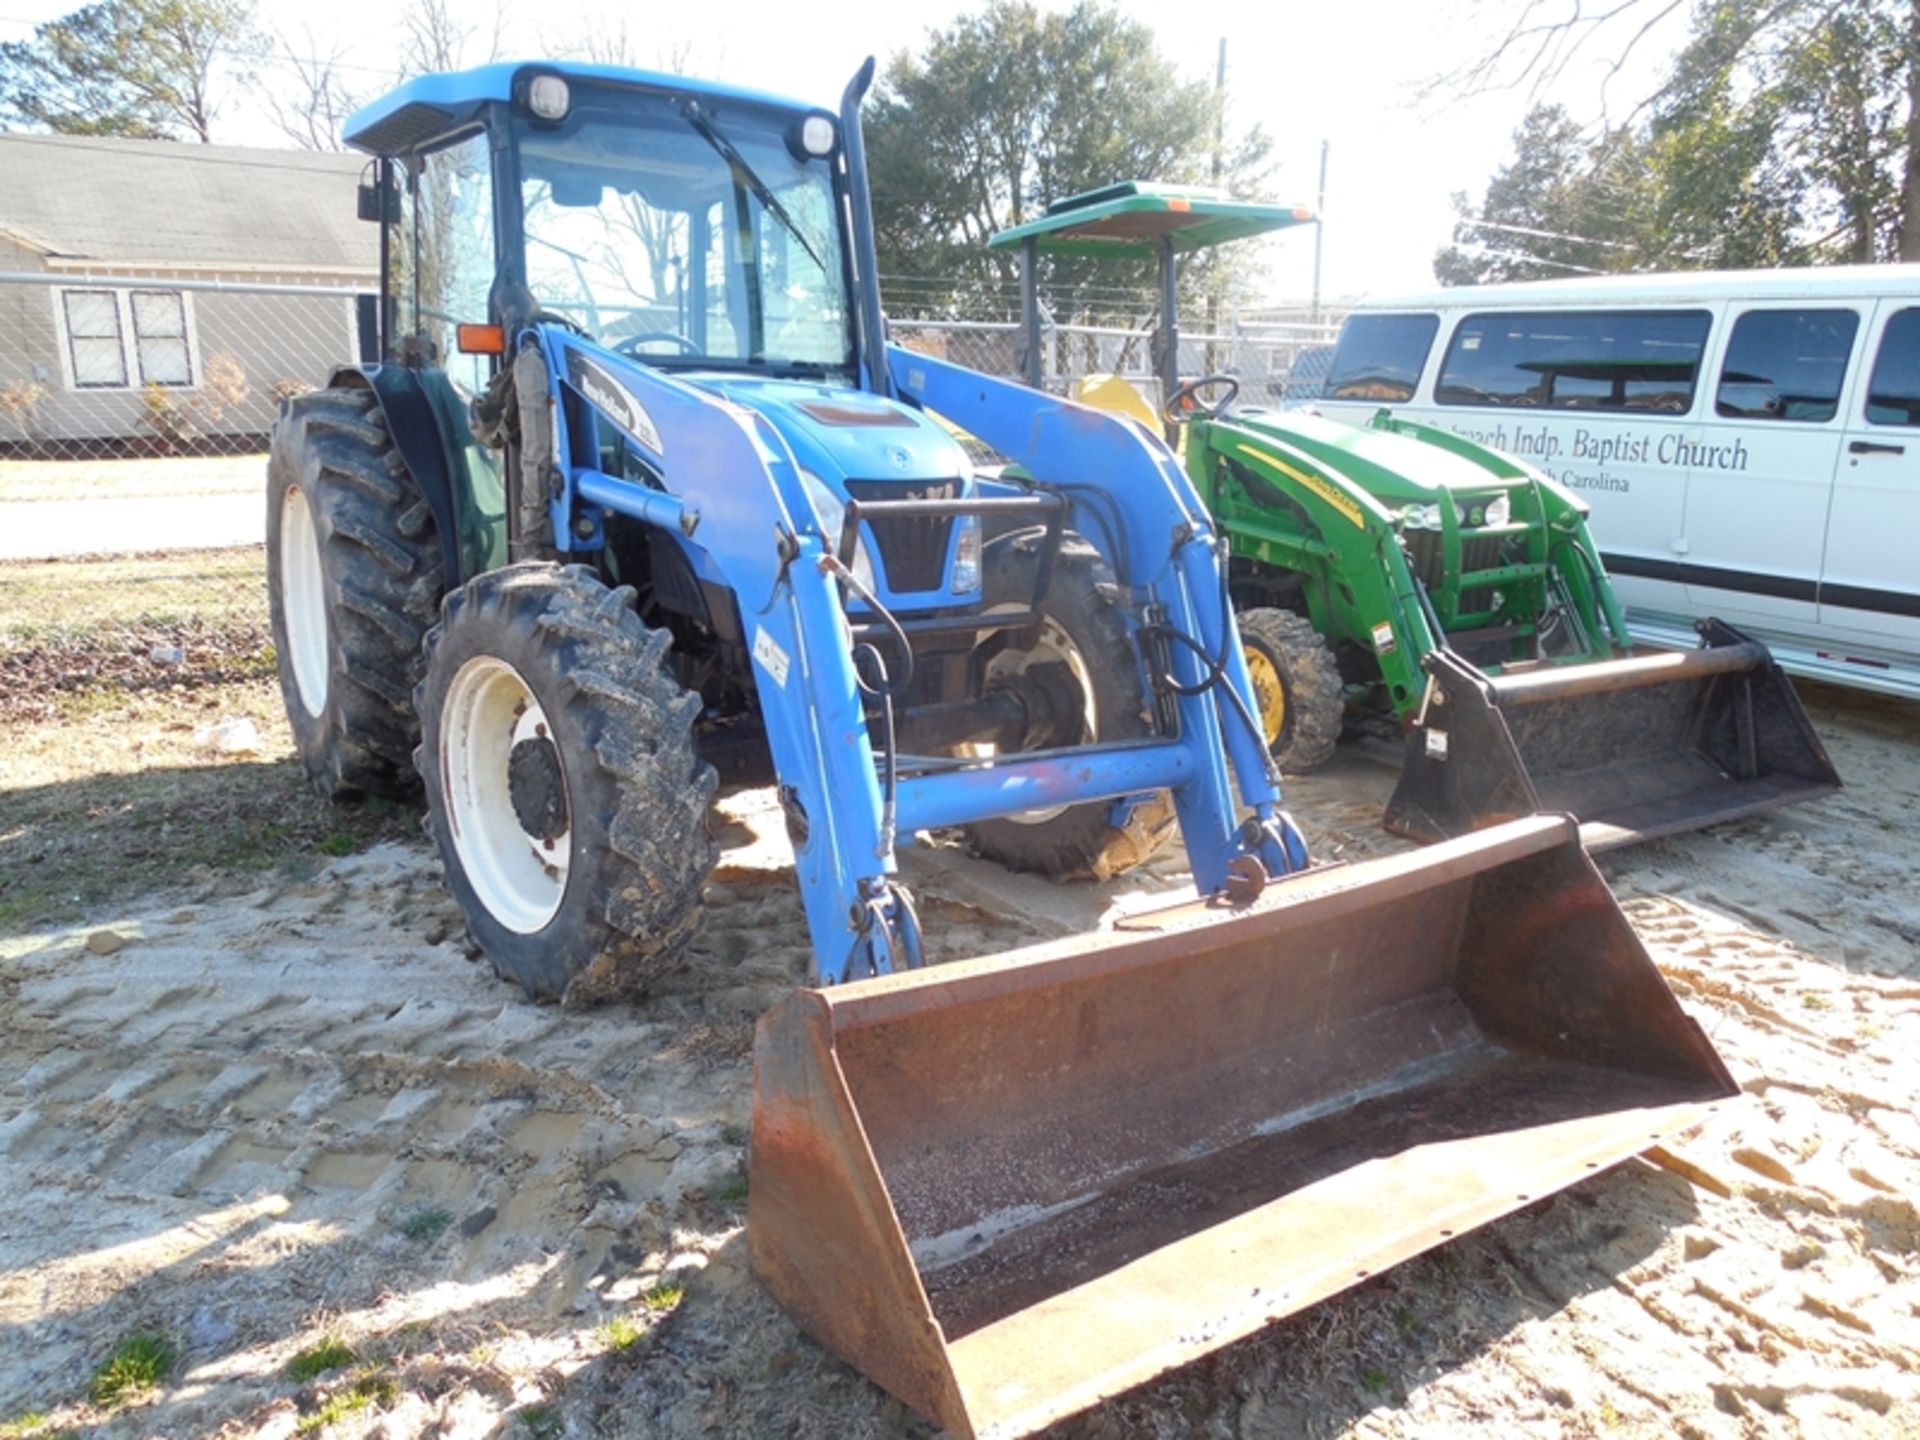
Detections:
[1679, 305, 1863, 630]
[1825, 303, 1920, 651]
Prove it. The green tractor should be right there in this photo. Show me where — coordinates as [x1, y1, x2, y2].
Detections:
[992, 183, 1839, 847]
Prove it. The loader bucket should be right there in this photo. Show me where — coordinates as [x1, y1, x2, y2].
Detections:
[749, 816, 1735, 1440]
[1385, 621, 1840, 852]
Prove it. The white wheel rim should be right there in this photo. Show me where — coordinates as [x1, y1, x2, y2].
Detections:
[440, 656, 570, 934]
[981, 614, 1100, 826]
[279, 484, 329, 718]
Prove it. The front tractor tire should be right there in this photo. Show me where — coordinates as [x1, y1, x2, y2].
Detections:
[963, 532, 1177, 880]
[1236, 606, 1344, 772]
[416, 564, 718, 1006]
[267, 387, 444, 799]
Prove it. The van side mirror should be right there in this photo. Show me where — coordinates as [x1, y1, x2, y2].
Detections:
[358, 180, 401, 224]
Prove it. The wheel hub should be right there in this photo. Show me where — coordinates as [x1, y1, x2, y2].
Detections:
[508, 734, 569, 843]
[1245, 647, 1287, 745]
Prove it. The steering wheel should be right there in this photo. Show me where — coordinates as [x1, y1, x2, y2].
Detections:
[613, 330, 701, 357]
[1164, 373, 1240, 423]
[1165, 373, 1240, 422]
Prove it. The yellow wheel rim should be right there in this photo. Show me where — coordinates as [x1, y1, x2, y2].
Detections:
[1245, 646, 1287, 747]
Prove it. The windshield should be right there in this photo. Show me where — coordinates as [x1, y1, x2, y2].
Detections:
[515, 87, 852, 371]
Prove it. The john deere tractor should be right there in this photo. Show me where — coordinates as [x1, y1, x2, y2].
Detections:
[993, 182, 1838, 848]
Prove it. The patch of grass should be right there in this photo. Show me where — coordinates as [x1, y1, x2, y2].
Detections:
[711, 1174, 749, 1209]
[317, 832, 358, 858]
[1361, 1367, 1391, 1396]
[286, 1337, 357, 1383]
[1392, 1303, 1419, 1334]
[519, 1402, 563, 1438]
[396, 1207, 454, 1242]
[0, 1414, 54, 1440]
[1801, 992, 1834, 1011]
[642, 1279, 685, 1313]
[597, 1314, 644, 1351]
[1598, 1396, 1624, 1428]
[295, 1371, 395, 1434]
[89, 1332, 175, 1407]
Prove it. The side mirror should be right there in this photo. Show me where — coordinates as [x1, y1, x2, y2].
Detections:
[358, 180, 401, 224]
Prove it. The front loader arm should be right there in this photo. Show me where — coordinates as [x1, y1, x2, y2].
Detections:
[890, 346, 1309, 882]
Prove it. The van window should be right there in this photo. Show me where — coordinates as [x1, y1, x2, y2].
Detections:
[1323, 313, 1439, 402]
[1716, 308, 1858, 421]
[1437, 309, 1711, 413]
[1865, 307, 1920, 426]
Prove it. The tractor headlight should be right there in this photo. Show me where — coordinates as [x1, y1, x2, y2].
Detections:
[798, 470, 875, 592]
[1400, 501, 1463, 531]
[526, 74, 571, 122]
[951, 513, 981, 594]
[800, 114, 836, 156]
[1484, 493, 1511, 527]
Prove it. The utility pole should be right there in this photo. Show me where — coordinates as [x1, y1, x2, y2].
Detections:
[1206, 38, 1226, 371]
[1311, 139, 1328, 324]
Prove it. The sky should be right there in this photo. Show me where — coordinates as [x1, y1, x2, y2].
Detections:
[0, 0, 1689, 305]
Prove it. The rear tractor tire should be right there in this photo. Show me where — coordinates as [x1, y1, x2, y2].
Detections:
[267, 386, 444, 799]
[415, 563, 718, 1005]
[1236, 606, 1344, 772]
[963, 531, 1177, 880]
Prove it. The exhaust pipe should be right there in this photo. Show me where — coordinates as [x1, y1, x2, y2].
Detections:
[1385, 620, 1840, 850]
[749, 817, 1735, 1439]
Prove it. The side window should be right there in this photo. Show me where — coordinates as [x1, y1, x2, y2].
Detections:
[131, 291, 192, 385]
[404, 131, 495, 389]
[1323, 314, 1438, 402]
[1716, 308, 1858, 422]
[1437, 310, 1711, 413]
[61, 290, 127, 388]
[1865, 308, 1920, 426]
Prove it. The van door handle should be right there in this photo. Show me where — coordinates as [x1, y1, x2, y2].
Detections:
[1848, 439, 1905, 455]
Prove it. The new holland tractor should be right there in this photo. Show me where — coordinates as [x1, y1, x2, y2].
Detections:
[266, 64, 1736, 1440]
[992, 182, 1839, 849]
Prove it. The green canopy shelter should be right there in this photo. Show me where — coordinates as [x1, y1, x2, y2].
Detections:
[988, 181, 1316, 429]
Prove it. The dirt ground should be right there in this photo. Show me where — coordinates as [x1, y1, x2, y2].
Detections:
[1, 671, 1917, 1439]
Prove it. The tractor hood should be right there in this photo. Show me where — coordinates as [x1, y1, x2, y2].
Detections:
[693, 376, 971, 487]
[1231, 410, 1528, 504]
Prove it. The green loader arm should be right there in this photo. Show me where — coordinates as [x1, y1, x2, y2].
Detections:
[1363, 411, 1634, 652]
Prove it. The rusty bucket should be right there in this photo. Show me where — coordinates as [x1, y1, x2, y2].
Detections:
[1385, 620, 1840, 851]
[748, 816, 1735, 1440]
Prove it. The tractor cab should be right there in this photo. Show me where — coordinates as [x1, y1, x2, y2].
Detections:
[345, 63, 878, 393]
[989, 181, 1315, 435]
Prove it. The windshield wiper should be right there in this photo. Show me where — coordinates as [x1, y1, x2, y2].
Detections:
[678, 99, 827, 275]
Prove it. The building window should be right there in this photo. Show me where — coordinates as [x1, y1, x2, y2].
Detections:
[62, 289, 128, 388]
[131, 291, 192, 385]
[57, 287, 196, 390]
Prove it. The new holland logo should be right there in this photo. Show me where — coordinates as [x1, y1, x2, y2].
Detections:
[568, 353, 663, 456]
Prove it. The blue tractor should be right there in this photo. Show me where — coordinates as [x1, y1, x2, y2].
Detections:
[266, 59, 1736, 1440]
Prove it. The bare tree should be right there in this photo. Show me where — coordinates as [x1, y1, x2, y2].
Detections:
[255, 25, 359, 150]
[399, 0, 504, 79]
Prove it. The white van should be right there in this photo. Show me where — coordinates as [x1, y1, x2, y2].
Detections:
[1313, 266, 1920, 700]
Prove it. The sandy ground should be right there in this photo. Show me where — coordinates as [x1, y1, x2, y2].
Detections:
[1, 682, 1917, 1439]
[0, 457, 263, 560]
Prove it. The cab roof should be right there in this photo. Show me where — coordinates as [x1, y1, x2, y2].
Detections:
[343, 61, 822, 156]
[988, 181, 1314, 258]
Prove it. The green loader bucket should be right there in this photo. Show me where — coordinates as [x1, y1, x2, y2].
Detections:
[1385, 620, 1841, 851]
[749, 816, 1735, 1439]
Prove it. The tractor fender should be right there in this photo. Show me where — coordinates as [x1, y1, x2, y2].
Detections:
[326, 363, 506, 584]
